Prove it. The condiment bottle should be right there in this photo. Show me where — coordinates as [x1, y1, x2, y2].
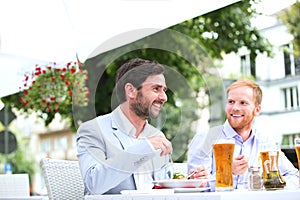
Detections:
[248, 166, 262, 191]
[263, 151, 286, 190]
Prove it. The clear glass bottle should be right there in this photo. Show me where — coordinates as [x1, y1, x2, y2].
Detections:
[263, 150, 286, 190]
[248, 166, 262, 191]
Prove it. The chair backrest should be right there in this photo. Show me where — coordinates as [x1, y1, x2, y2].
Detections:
[0, 174, 30, 197]
[40, 158, 85, 200]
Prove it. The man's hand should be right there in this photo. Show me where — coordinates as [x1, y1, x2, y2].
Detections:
[232, 155, 249, 175]
[189, 165, 208, 187]
[148, 135, 172, 156]
[189, 165, 208, 179]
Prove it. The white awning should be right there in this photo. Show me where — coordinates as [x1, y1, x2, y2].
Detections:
[0, 0, 239, 98]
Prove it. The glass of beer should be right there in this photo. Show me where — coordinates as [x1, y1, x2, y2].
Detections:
[259, 142, 279, 181]
[213, 138, 235, 191]
[295, 138, 300, 187]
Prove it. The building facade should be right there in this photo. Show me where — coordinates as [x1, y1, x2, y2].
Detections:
[219, 5, 300, 166]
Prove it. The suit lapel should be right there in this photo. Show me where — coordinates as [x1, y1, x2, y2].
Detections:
[112, 128, 132, 150]
[110, 106, 137, 150]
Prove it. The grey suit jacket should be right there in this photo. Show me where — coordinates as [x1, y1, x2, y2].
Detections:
[77, 106, 171, 195]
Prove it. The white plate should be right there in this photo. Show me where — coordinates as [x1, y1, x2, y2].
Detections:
[152, 179, 208, 188]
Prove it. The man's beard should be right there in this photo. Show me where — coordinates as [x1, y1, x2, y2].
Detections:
[130, 91, 159, 119]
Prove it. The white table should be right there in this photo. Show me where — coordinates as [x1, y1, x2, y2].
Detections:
[85, 189, 300, 200]
[0, 197, 47, 200]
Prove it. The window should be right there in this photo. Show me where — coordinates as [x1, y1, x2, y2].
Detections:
[283, 44, 300, 76]
[71, 134, 76, 148]
[295, 57, 300, 75]
[40, 139, 51, 152]
[284, 48, 291, 76]
[282, 86, 299, 109]
[282, 133, 300, 147]
[240, 54, 256, 77]
[54, 136, 68, 151]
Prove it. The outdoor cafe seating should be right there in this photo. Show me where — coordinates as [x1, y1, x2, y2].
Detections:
[40, 158, 84, 200]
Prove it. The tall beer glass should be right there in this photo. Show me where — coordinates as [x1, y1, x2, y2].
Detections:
[213, 138, 235, 191]
[295, 138, 300, 187]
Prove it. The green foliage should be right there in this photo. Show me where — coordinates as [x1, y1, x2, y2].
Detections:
[1, 62, 89, 130]
[278, 1, 300, 57]
[171, 0, 273, 60]
[0, 135, 36, 190]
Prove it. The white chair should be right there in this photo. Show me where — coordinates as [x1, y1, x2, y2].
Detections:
[40, 158, 85, 200]
[0, 174, 30, 198]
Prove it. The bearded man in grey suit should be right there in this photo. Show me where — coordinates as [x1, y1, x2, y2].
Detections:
[76, 58, 174, 195]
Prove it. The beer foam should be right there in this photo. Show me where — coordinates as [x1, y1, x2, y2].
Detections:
[215, 138, 235, 144]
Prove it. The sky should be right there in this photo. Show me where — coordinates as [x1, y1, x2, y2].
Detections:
[256, 0, 296, 15]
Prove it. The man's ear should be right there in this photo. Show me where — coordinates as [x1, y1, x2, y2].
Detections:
[254, 104, 261, 116]
[125, 83, 136, 99]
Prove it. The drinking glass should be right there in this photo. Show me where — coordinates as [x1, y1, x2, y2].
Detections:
[213, 138, 235, 191]
[259, 142, 286, 190]
[259, 142, 279, 181]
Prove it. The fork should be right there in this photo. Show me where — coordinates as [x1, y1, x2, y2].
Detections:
[168, 154, 175, 175]
[187, 170, 197, 179]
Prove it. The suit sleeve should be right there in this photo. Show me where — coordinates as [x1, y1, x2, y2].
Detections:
[76, 119, 157, 194]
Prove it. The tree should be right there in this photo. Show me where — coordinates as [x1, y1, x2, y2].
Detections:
[0, 132, 37, 194]
[278, 1, 300, 57]
[171, 0, 273, 60]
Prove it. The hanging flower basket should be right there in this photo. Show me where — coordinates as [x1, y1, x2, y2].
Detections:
[18, 61, 89, 126]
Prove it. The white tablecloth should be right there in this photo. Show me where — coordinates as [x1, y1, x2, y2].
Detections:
[85, 189, 300, 200]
